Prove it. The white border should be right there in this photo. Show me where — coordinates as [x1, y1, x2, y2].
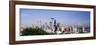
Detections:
[16, 5, 94, 41]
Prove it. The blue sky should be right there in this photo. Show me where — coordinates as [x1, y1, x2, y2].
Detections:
[20, 8, 90, 26]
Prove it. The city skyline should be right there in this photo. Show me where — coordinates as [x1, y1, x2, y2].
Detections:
[20, 8, 90, 27]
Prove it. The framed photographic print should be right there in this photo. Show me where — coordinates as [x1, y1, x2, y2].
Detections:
[9, 1, 96, 44]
